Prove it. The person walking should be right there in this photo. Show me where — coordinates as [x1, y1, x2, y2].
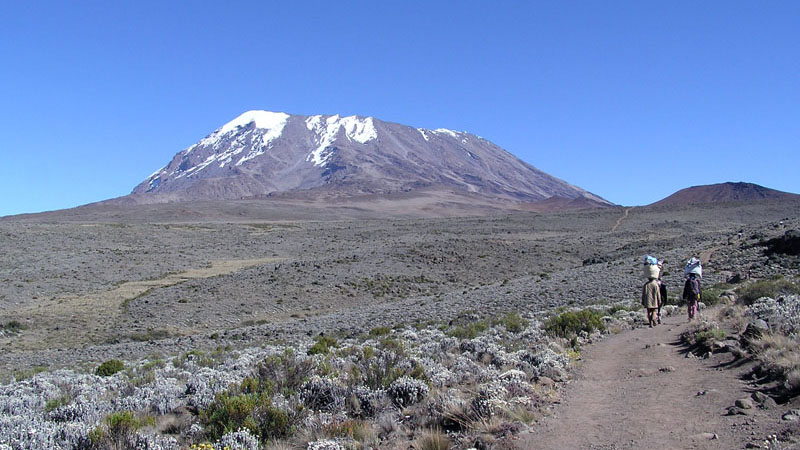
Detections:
[657, 262, 667, 324]
[642, 274, 661, 328]
[683, 257, 703, 321]
[683, 273, 701, 321]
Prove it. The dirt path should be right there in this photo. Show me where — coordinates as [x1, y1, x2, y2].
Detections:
[611, 208, 631, 232]
[516, 314, 775, 450]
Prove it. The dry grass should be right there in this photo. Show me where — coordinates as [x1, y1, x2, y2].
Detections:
[262, 441, 294, 450]
[715, 304, 749, 334]
[751, 333, 800, 383]
[414, 428, 451, 450]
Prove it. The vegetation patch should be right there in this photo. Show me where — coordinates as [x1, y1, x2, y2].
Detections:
[738, 276, 800, 304]
[544, 308, 605, 339]
[95, 359, 125, 377]
[308, 335, 338, 355]
[1, 320, 28, 336]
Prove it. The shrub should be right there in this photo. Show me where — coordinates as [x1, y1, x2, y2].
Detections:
[681, 321, 726, 349]
[308, 335, 338, 355]
[201, 391, 291, 442]
[544, 309, 605, 339]
[2, 320, 28, 334]
[256, 351, 313, 397]
[96, 359, 125, 377]
[89, 410, 155, 449]
[45, 394, 72, 412]
[447, 320, 489, 339]
[738, 278, 800, 304]
[498, 312, 528, 333]
[369, 326, 391, 336]
[701, 288, 721, 306]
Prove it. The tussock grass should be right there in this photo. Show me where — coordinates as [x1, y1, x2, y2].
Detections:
[750, 334, 800, 387]
[414, 428, 450, 450]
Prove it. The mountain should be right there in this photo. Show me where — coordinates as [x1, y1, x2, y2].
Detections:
[650, 182, 800, 207]
[131, 110, 610, 207]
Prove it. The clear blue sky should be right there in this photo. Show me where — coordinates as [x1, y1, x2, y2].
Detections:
[2, 1, 798, 216]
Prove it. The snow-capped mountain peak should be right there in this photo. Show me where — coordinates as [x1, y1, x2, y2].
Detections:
[133, 110, 611, 207]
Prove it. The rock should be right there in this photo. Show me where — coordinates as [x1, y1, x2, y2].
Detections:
[691, 432, 718, 440]
[659, 366, 676, 373]
[703, 351, 712, 359]
[686, 352, 696, 359]
[541, 365, 567, 382]
[726, 273, 744, 284]
[782, 409, 800, 421]
[728, 406, 753, 416]
[537, 376, 555, 388]
[735, 398, 755, 409]
[751, 391, 777, 409]
[741, 320, 770, 349]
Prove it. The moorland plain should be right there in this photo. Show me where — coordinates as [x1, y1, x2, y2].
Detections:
[1, 200, 799, 373]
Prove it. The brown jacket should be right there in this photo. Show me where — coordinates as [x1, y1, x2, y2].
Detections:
[641, 278, 661, 309]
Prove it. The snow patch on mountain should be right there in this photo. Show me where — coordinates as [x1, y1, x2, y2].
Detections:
[418, 129, 430, 141]
[305, 115, 377, 167]
[434, 128, 459, 138]
[191, 111, 289, 152]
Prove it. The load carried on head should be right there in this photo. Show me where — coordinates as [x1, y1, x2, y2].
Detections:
[684, 257, 702, 278]
[643, 255, 660, 279]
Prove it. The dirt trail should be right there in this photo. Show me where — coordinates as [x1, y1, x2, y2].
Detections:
[517, 314, 773, 450]
[611, 208, 631, 232]
[9, 258, 282, 351]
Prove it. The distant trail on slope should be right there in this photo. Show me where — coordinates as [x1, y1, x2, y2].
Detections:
[516, 315, 760, 450]
[611, 207, 631, 232]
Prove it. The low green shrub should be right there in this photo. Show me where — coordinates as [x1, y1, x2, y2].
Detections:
[89, 410, 155, 448]
[308, 335, 338, 355]
[45, 395, 72, 412]
[544, 309, 605, 339]
[738, 278, 800, 304]
[96, 359, 125, 377]
[2, 320, 28, 334]
[369, 326, 391, 336]
[497, 312, 528, 333]
[446, 320, 489, 339]
[201, 391, 291, 442]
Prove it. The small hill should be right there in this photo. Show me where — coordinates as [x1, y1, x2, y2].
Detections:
[650, 182, 800, 207]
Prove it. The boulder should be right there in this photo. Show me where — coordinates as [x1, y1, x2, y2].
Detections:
[751, 391, 777, 409]
[782, 409, 800, 421]
[740, 319, 770, 349]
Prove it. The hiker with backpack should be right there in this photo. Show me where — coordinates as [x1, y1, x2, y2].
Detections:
[683, 257, 702, 321]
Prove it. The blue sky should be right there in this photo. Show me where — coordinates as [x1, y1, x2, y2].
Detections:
[1, 1, 798, 216]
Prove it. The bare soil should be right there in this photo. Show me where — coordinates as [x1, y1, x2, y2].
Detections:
[518, 313, 798, 450]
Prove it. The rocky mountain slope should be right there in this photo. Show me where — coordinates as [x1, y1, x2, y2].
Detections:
[132, 110, 610, 205]
[651, 182, 800, 206]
